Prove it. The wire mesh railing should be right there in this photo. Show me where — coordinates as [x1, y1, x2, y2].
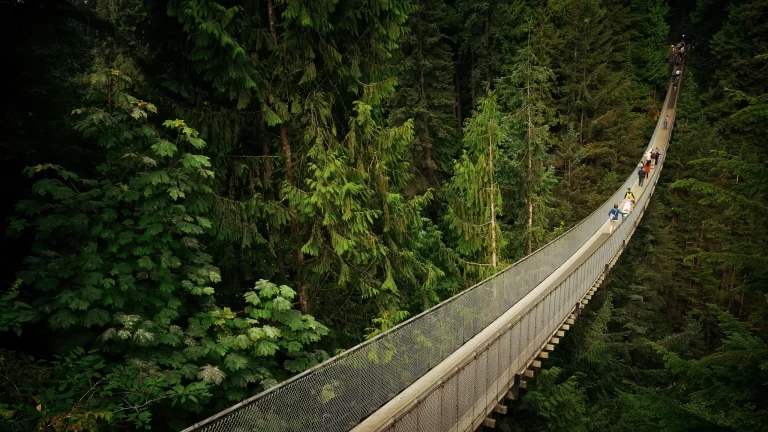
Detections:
[183, 77, 678, 432]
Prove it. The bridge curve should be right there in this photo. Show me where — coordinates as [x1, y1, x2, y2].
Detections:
[183, 70, 683, 432]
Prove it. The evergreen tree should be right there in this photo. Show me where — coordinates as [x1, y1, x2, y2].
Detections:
[9, 0, 768, 429]
[286, 97, 444, 339]
[163, 0, 416, 319]
[501, 8, 768, 425]
[498, 20, 558, 255]
[444, 90, 505, 279]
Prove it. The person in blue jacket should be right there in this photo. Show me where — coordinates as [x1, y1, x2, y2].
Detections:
[608, 204, 628, 233]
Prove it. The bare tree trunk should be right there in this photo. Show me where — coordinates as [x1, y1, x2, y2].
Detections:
[489, 118, 498, 268]
[268, 0, 306, 312]
[423, 120, 434, 179]
[452, 74, 458, 119]
[526, 29, 534, 255]
[259, 118, 286, 282]
[276, 247, 287, 283]
[267, 0, 279, 47]
[280, 126, 309, 314]
[484, 13, 491, 86]
[260, 118, 272, 182]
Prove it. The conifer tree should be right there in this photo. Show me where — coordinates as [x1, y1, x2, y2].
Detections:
[164, 0, 416, 318]
[285, 95, 443, 337]
[498, 20, 557, 255]
[444, 90, 505, 278]
[545, 0, 647, 222]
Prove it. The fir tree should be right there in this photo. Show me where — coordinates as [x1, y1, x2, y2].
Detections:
[444, 89, 505, 278]
[285, 96, 443, 338]
[498, 19, 558, 255]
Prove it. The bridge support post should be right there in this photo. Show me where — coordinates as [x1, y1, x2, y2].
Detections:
[509, 373, 522, 401]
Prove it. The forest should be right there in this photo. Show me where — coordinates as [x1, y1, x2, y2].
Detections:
[0, 0, 765, 430]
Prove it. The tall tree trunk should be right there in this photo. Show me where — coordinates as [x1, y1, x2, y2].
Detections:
[280, 126, 309, 314]
[452, 74, 458, 119]
[267, 0, 287, 61]
[422, 119, 434, 180]
[489, 118, 498, 268]
[260, 118, 272, 182]
[269, 0, 306, 312]
[526, 95, 534, 254]
[267, 0, 279, 47]
[526, 29, 534, 255]
[260, 118, 287, 282]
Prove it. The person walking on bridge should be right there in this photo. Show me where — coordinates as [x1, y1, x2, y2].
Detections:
[664, 115, 669, 129]
[621, 198, 633, 219]
[624, 188, 636, 201]
[608, 204, 628, 233]
[637, 162, 647, 187]
[653, 147, 662, 166]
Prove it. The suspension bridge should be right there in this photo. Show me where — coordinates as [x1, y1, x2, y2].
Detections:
[183, 67, 683, 432]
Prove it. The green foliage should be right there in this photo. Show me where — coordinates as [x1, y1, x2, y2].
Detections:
[3, 70, 327, 429]
[628, 0, 672, 88]
[285, 98, 443, 337]
[545, 0, 652, 224]
[517, 367, 592, 431]
[649, 310, 768, 430]
[0, 347, 210, 431]
[497, 19, 558, 255]
[0, 280, 35, 337]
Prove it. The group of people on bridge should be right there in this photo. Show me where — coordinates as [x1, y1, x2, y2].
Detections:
[671, 37, 692, 88]
[637, 148, 662, 187]
[608, 148, 663, 233]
